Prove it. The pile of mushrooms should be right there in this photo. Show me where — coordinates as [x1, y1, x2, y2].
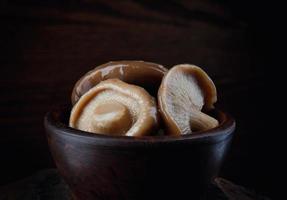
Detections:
[69, 61, 219, 136]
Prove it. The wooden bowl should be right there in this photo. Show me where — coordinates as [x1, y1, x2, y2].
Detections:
[44, 107, 235, 200]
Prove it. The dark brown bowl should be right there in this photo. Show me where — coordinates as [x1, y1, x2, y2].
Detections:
[44, 107, 235, 200]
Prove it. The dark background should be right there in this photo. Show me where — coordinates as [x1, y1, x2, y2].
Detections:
[0, 0, 280, 198]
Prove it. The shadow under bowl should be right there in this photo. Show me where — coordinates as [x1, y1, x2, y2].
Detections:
[44, 107, 235, 200]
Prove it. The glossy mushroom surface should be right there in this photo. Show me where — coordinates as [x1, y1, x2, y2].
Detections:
[71, 60, 168, 105]
[70, 79, 159, 137]
[158, 64, 219, 135]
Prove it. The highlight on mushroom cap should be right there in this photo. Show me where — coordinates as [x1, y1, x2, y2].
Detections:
[71, 60, 168, 105]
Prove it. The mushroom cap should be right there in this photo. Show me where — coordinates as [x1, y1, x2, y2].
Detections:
[158, 64, 218, 135]
[71, 60, 168, 105]
[70, 79, 159, 137]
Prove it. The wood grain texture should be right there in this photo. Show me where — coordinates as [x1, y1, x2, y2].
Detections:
[0, 0, 276, 198]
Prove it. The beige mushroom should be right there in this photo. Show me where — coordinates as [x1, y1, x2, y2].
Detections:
[71, 60, 168, 105]
[70, 79, 159, 136]
[158, 64, 219, 135]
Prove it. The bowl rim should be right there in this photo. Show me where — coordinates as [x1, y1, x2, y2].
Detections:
[44, 106, 235, 146]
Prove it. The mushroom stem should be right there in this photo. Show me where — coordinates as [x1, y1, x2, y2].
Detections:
[91, 101, 132, 135]
[189, 111, 219, 132]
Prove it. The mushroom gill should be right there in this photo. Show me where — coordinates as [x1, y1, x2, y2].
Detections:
[158, 64, 219, 135]
[71, 60, 168, 105]
[70, 79, 159, 136]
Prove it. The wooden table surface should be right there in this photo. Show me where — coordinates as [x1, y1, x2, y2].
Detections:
[0, 0, 278, 198]
[0, 169, 270, 200]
